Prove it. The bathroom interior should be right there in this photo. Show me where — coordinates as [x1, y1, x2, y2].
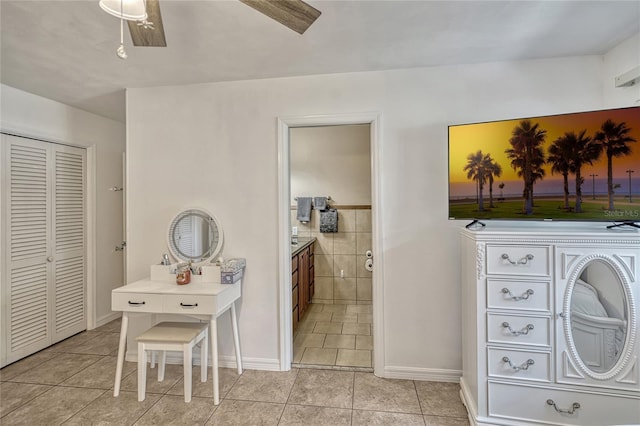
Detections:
[289, 124, 374, 369]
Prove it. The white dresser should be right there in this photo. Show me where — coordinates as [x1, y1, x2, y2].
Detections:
[460, 226, 640, 426]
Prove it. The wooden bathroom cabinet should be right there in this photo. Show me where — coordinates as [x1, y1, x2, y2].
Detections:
[292, 239, 315, 333]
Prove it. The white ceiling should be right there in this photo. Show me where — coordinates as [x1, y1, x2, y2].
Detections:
[2, 0, 639, 122]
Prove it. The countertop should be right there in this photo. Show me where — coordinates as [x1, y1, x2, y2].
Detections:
[291, 237, 316, 257]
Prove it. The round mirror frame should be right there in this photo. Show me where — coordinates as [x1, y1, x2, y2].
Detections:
[166, 208, 224, 265]
[563, 253, 637, 380]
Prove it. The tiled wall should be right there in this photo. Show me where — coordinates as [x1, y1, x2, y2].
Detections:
[291, 208, 372, 304]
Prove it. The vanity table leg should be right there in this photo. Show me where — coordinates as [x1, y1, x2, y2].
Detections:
[113, 312, 129, 397]
[209, 318, 219, 405]
[230, 302, 243, 374]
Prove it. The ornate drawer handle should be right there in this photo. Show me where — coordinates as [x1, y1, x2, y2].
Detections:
[501, 288, 534, 301]
[180, 302, 198, 307]
[546, 399, 580, 415]
[501, 253, 534, 265]
[502, 356, 535, 371]
[501, 322, 534, 335]
[128, 301, 145, 305]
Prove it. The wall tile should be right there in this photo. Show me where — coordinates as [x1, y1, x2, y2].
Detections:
[334, 278, 356, 300]
[311, 232, 333, 255]
[356, 256, 373, 278]
[355, 233, 372, 256]
[334, 233, 356, 255]
[315, 254, 333, 277]
[356, 278, 372, 301]
[334, 255, 356, 278]
[314, 277, 333, 300]
[355, 210, 372, 233]
[337, 210, 356, 232]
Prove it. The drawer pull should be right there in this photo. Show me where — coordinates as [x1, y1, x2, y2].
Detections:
[128, 301, 146, 306]
[502, 356, 535, 371]
[546, 399, 580, 415]
[501, 322, 534, 335]
[501, 253, 534, 265]
[180, 302, 198, 307]
[501, 287, 534, 301]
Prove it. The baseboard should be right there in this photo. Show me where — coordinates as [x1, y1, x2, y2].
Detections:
[94, 311, 121, 329]
[124, 350, 280, 371]
[459, 377, 478, 426]
[383, 365, 462, 382]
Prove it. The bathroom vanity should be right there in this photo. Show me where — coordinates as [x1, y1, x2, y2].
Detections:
[460, 226, 640, 425]
[292, 238, 315, 333]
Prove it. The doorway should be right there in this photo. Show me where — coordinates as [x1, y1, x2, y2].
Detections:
[277, 113, 383, 374]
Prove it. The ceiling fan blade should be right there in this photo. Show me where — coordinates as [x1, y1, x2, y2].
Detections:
[127, 0, 166, 47]
[239, 0, 321, 35]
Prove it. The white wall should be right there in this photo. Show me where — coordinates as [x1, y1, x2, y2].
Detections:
[603, 33, 640, 107]
[1, 84, 126, 326]
[126, 52, 625, 373]
[290, 124, 371, 205]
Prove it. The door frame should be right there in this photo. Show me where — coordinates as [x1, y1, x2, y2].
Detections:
[277, 112, 385, 374]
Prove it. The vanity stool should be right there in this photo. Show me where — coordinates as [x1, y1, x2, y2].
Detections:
[136, 321, 208, 403]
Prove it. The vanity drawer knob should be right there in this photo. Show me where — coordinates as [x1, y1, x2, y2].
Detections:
[180, 302, 198, 307]
[546, 399, 580, 415]
[501, 253, 534, 265]
[501, 322, 534, 335]
[128, 301, 145, 306]
[502, 356, 535, 371]
[501, 287, 534, 301]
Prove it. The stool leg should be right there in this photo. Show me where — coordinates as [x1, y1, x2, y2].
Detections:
[137, 343, 147, 402]
[201, 331, 208, 382]
[158, 351, 166, 381]
[184, 344, 193, 403]
[150, 351, 156, 368]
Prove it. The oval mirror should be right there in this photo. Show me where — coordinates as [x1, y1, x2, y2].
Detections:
[568, 257, 630, 376]
[167, 208, 223, 264]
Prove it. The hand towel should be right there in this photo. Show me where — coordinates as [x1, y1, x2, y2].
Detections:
[313, 197, 328, 211]
[296, 197, 312, 223]
[320, 209, 338, 233]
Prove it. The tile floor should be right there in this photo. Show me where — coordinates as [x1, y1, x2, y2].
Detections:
[293, 303, 373, 369]
[0, 318, 470, 425]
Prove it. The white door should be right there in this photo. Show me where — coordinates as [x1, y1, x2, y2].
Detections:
[1, 134, 86, 365]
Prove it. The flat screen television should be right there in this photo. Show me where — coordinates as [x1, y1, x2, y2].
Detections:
[448, 106, 640, 225]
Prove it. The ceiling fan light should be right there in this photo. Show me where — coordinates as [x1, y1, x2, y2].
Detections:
[99, 0, 147, 21]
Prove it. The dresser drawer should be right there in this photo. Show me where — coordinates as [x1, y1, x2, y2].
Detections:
[162, 295, 217, 315]
[486, 245, 550, 277]
[487, 348, 551, 382]
[112, 292, 163, 312]
[487, 279, 550, 312]
[488, 381, 640, 426]
[487, 313, 550, 347]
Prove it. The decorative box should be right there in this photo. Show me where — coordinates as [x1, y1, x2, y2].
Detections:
[220, 258, 246, 284]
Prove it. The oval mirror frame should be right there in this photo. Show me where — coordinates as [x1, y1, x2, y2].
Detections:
[167, 208, 224, 265]
[563, 253, 637, 380]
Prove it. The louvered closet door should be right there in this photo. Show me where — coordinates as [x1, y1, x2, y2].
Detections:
[2, 135, 86, 365]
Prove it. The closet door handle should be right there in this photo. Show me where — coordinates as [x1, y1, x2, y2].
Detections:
[47, 256, 54, 262]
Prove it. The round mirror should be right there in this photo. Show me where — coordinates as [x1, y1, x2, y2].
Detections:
[167, 208, 223, 264]
[565, 255, 635, 378]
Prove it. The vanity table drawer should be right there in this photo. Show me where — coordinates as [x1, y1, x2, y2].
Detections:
[486, 245, 550, 277]
[112, 293, 164, 312]
[487, 348, 550, 382]
[487, 279, 550, 312]
[488, 381, 640, 426]
[162, 295, 217, 314]
[487, 313, 550, 347]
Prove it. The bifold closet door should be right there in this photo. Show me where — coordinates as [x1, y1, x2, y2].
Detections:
[2, 134, 86, 366]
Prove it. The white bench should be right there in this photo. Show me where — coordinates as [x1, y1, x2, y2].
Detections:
[136, 321, 209, 402]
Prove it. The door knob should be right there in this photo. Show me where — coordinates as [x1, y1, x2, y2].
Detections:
[47, 256, 53, 262]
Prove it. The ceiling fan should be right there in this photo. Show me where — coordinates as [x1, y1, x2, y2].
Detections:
[100, 0, 321, 52]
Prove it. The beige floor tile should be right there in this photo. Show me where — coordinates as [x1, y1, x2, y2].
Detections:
[65, 390, 160, 425]
[166, 366, 240, 399]
[358, 313, 373, 324]
[47, 331, 104, 352]
[346, 304, 373, 314]
[304, 311, 333, 322]
[300, 348, 338, 365]
[353, 373, 421, 414]
[306, 303, 324, 313]
[342, 323, 371, 336]
[71, 332, 122, 356]
[296, 320, 317, 333]
[293, 333, 326, 349]
[120, 363, 184, 395]
[279, 404, 352, 426]
[0, 382, 52, 418]
[336, 349, 372, 368]
[356, 335, 373, 350]
[331, 312, 358, 323]
[415, 381, 467, 418]
[0, 351, 60, 381]
[424, 415, 470, 426]
[0, 385, 104, 425]
[62, 356, 135, 389]
[10, 353, 102, 385]
[287, 369, 354, 408]
[225, 369, 298, 403]
[293, 346, 305, 363]
[352, 409, 425, 425]
[314, 321, 343, 334]
[94, 318, 123, 333]
[206, 399, 284, 425]
[134, 394, 216, 425]
[321, 304, 347, 313]
[323, 334, 356, 349]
